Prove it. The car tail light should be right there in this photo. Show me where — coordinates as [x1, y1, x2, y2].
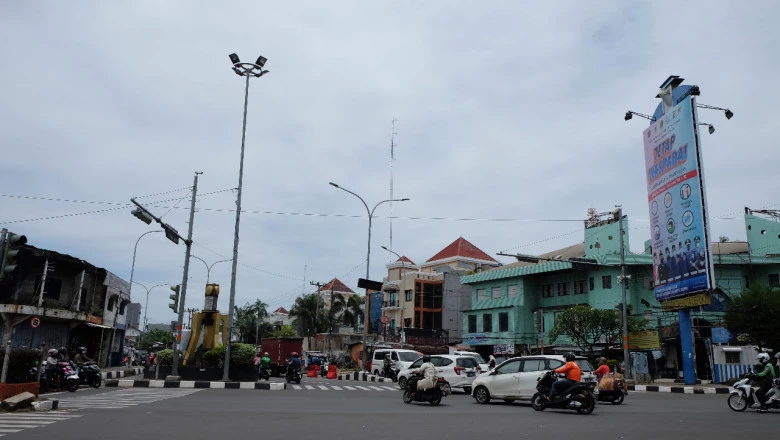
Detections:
[476, 366, 482, 372]
[454, 366, 465, 376]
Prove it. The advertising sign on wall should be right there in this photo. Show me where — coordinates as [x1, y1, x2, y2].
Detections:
[644, 95, 713, 301]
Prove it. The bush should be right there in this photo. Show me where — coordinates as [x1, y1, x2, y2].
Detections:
[156, 349, 175, 365]
[606, 359, 620, 373]
[0, 348, 42, 383]
[201, 343, 255, 368]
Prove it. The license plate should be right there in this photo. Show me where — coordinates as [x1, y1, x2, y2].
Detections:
[467, 371, 475, 377]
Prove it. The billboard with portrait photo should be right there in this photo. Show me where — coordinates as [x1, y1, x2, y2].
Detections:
[643, 95, 713, 301]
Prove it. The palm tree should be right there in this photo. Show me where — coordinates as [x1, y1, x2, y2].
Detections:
[289, 293, 327, 349]
[250, 299, 269, 345]
[332, 293, 363, 332]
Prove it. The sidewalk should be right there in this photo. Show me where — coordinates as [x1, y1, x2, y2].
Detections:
[100, 366, 143, 380]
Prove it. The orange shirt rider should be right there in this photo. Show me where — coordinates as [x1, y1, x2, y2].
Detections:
[555, 361, 581, 382]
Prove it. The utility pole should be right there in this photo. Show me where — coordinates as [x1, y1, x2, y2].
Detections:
[618, 205, 631, 380]
[310, 281, 327, 354]
[171, 172, 201, 377]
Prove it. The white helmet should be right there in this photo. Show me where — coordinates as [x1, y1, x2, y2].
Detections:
[757, 353, 770, 364]
[48, 348, 58, 356]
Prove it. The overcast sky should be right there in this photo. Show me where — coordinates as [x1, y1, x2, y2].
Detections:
[1, 1, 778, 326]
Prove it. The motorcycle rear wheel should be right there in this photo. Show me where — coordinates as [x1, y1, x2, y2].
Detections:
[89, 376, 102, 388]
[66, 379, 79, 392]
[429, 393, 442, 406]
[727, 394, 748, 412]
[531, 393, 546, 411]
[611, 391, 624, 405]
[402, 390, 413, 404]
[577, 394, 595, 415]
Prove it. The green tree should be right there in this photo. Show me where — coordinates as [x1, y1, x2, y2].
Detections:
[725, 285, 780, 350]
[547, 304, 646, 357]
[331, 293, 364, 331]
[273, 325, 297, 337]
[233, 300, 270, 344]
[139, 328, 175, 350]
[290, 293, 328, 348]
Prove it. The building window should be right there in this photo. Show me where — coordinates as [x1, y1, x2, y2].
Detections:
[589, 277, 595, 291]
[404, 318, 412, 328]
[477, 289, 487, 301]
[769, 274, 780, 287]
[468, 315, 477, 333]
[107, 296, 116, 311]
[542, 284, 554, 298]
[602, 275, 612, 289]
[405, 289, 412, 301]
[482, 314, 492, 332]
[744, 276, 750, 289]
[508, 285, 518, 298]
[40, 278, 63, 301]
[557, 283, 569, 296]
[498, 312, 509, 332]
[119, 301, 127, 314]
[574, 280, 587, 295]
[492, 287, 502, 299]
[725, 352, 741, 364]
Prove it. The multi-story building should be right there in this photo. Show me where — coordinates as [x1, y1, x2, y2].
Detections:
[0, 240, 131, 366]
[460, 208, 780, 381]
[380, 237, 500, 345]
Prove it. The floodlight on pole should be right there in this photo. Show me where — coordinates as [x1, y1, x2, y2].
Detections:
[624, 111, 656, 122]
[699, 123, 715, 135]
[223, 52, 269, 382]
[697, 103, 734, 120]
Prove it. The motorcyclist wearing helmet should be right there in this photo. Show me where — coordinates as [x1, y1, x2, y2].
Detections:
[57, 347, 70, 362]
[383, 353, 394, 378]
[547, 352, 581, 402]
[410, 354, 437, 393]
[288, 352, 301, 370]
[260, 352, 271, 371]
[46, 348, 60, 367]
[74, 347, 93, 367]
[754, 352, 776, 411]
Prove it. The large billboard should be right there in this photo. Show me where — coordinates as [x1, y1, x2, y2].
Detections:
[644, 95, 713, 301]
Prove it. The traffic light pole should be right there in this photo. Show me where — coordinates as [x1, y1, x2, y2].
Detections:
[170, 172, 201, 378]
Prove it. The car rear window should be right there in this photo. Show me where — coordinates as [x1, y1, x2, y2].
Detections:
[457, 358, 477, 368]
[398, 352, 421, 362]
[576, 359, 594, 372]
[435, 357, 453, 366]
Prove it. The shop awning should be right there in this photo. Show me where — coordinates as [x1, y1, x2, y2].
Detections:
[86, 322, 113, 329]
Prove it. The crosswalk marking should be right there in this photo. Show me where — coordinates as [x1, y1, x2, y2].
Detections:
[292, 385, 302, 390]
[331, 386, 342, 390]
[317, 385, 329, 390]
[57, 388, 202, 410]
[304, 385, 315, 390]
[0, 412, 82, 436]
[369, 386, 384, 391]
[344, 386, 356, 390]
[355, 386, 371, 391]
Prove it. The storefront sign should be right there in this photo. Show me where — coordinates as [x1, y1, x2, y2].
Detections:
[661, 293, 711, 311]
[629, 330, 661, 349]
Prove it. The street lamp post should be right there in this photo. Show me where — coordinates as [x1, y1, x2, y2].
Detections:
[223, 53, 269, 382]
[128, 230, 162, 307]
[133, 282, 165, 344]
[329, 182, 409, 371]
[190, 256, 231, 285]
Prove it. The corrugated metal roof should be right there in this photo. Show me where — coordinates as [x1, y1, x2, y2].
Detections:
[461, 260, 574, 283]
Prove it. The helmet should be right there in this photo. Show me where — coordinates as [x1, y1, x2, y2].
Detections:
[564, 352, 576, 362]
[264, 352, 269, 357]
[598, 357, 607, 364]
[757, 353, 770, 364]
[58, 347, 67, 355]
[291, 352, 299, 357]
[78, 346, 87, 353]
[48, 348, 58, 356]
[422, 355, 431, 363]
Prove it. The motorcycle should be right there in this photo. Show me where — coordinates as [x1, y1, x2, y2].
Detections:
[402, 375, 451, 406]
[286, 367, 302, 384]
[258, 365, 271, 381]
[531, 370, 596, 415]
[38, 361, 80, 393]
[73, 361, 102, 388]
[728, 371, 780, 412]
[383, 363, 398, 382]
[596, 374, 624, 405]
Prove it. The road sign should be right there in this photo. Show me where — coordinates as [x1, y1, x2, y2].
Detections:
[380, 316, 390, 324]
[30, 316, 41, 328]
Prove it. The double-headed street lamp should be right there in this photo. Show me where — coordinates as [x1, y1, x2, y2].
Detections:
[329, 182, 409, 370]
[127, 230, 162, 307]
[190, 256, 231, 285]
[133, 282, 166, 344]
[224, 53, 269, 382]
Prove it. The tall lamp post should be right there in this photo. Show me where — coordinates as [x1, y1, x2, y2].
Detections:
[190, 256, 231, 285]
[329, 182, 409, 370]
[128, 230, 162, 306]
[223, 53, 269, 382]
[133, 282, 165, 344]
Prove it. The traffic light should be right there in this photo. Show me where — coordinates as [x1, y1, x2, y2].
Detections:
[131, 208, 154, 225]
[169, 285, 181, 312]
[1, 232, 27, 280]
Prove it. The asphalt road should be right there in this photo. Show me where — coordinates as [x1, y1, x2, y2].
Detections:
[5, 382, 777, 440]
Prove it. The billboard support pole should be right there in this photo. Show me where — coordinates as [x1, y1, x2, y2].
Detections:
[679, 308, 696, 384]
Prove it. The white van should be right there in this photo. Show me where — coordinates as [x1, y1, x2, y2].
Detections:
[453, 351, 488, 372]
[370, 349, 422, 376]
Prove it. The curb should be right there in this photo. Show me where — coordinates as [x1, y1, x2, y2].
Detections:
[101, 367, 143, 380]
[31, 399, 58, 411]
[105, 379, 284, 390]
[628, 384, 732, 394]
[336, 372, 392, 383]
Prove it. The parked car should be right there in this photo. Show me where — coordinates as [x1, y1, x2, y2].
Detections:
[370, 349, 421, 376]
[397, 355, 480, 393]
[452, 350, 488, 372]
[471, 355, 595, 404]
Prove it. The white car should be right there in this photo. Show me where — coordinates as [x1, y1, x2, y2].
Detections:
[471, 355, 595, 404]
[452, 351, 489, 372]
[397, 355, 480, 393]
